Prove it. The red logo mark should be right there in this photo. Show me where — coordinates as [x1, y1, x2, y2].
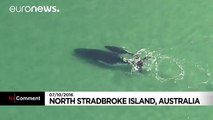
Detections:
[8, 96, 15, 101]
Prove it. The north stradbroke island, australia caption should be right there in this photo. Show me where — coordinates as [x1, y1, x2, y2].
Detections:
[49, 97, 200, 105]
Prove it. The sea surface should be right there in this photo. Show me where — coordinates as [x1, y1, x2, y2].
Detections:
[0, 0, 213, 119]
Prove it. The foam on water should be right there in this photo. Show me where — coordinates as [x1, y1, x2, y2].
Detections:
[186, 63, 212, 89]
[138, 48, 212, 86]
[154, 56, 184, 83]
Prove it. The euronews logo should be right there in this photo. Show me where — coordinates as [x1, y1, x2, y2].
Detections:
[9, 5, 60, 13]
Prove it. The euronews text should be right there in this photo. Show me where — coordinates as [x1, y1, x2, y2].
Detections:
[9, 6, 60, 13]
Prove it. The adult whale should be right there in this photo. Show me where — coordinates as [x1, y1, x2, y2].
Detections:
[74, 48, 127, 65]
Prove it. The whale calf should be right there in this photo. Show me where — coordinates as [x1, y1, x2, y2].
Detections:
[104, 46, 133, 55]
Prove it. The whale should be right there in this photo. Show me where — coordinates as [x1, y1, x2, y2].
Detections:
[104, 46, 134, 55]
[74, 48, 127, 65]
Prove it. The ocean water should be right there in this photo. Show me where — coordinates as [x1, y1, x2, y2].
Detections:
[0, 0, 213, 119]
